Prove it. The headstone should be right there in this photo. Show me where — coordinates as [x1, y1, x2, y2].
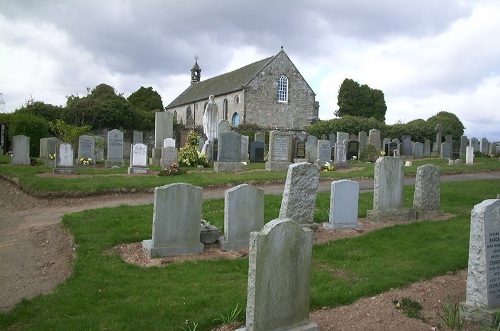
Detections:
[336, 132, 349, 146]
[292, 139, 305, 162]
[460, 135, 468, 157]
[480, 138, 489, 154]
[53, 143, 75, 174]
[240, 135, 249, 162]
[435, 123, 443, 154]
[402, 135, 412, 156]
[77, 135, 94, 162]
[254, 131, 265, 142]
[413, 164, 443, 219]
[279, 162, 320, 230]
[358, 131, 367, 150]
[306, 135, 318, 163]
[249, 140, 265, 163]
[214, 131, 243, 173]
[440, 142, 451, 159]
[369, 129, 381, 151]
[347, 141, 359, 160]
[316, 139, 331, 165]
[333, 142, 347, 168]
[424, 139, 431, 155]
[324, 180, 360, 230]
[219, 184, 264, 251]
[329, 133, 337, 148]
[218, 120, 231, 138]
[466, 146, 474, 164]
[160, 146, 178, 169]
[106, 129, 124, 167]
[388, 142, 398, 157]
[470, 137, 478, 152]
[445, 135, 453, 146]
[240, 219, 318, 331]
[0, 123, 5, 155]
[11, 135, 30, 165]
[133, 130, 143, 144]
[128, 143, 149, 174]
[152, 112, 173, 165]
[489, 143, 497, 156]
[460, 199, 500, 326]
[413, 142, 424, 159]
[265, 130, 292, 172]
[163, 138, 175, 148]
[367, 157, 415, 222]
[382, 138, 391, 155]
[142, 183, 204, 257]
[40, 137, 60, 166]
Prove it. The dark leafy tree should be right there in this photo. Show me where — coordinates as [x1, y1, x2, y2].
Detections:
[426, 111, 465, 140]
[8, 113, 49, 156]
[127, 86, 164, 112]
[336, 78, 387, 122]
[15, 100, 64, 123]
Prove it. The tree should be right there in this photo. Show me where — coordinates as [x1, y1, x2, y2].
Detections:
[336, 78, 387, 122]
[48, 119, 91, 144]
[15, 100, 64, 123]
[426, 111, 465, 140]
[8, 113, 49, 157]
[127, 86, 164, 112]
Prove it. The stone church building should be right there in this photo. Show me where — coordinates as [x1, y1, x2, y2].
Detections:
[165, 48, 318, 130]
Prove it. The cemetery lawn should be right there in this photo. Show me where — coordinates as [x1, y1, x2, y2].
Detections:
[0, 178, 499, 330]
[0, 156, 499, 195]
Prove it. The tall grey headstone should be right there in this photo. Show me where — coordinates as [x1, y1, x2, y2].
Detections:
[240, 219, 318, 331]
[306, 135, 318, 163]
[133, 130, 143, 144]
[106, 129, 124, 167]
[333, 142, 347, 167]
[329, 133, 337, 147]
[152, 112, 173, 165]
[336, 132, 349, 146]
[480, 138, 489, 154]
[11, 135, 30, 165]
[424, 139, 431, 155]
[241, 135, 249, 162]
[160, 146, 178, 170]
[249, 140, 265, 163]
[316, 139, 331, 166]
[358, 131, 367, 150]
[78, 135, 95, 162]
[142, 183, 204, 257]
[219, 184, 264, 251]
[368, 129, 381, 151]
[413, 142, 424, 159]
[324, 180, 360, 230]
[40, 137, 60, 166]
[470, 137, 478, 152]
[402, 135, 412, 156]
[265, 130, 292, 172]
[279, 162, 320, 230]
[435, 123, 443, 154]
[461, 199, 500, 326]
[413, 164, 443, 219]
[215, 131, 243, 172]
[218, 120, 231, 138]
[460, 135, 468, 157]
[440, 142, 451, 159]
[367, 157, 414, 222]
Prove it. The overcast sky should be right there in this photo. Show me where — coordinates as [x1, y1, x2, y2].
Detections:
[1, 0, 499, 141]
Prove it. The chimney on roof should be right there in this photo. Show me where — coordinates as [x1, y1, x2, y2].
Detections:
[191, 55, 201, 86]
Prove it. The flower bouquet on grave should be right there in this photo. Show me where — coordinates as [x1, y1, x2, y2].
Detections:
[157, 162, 186, 177]
[321, 162, 334, 172]
[79, 157, 92, 165]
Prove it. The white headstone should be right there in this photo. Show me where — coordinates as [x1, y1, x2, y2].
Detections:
[466, 146, 474, 164]
[324, 180, 360, 230]
[163, 138, 176, 148]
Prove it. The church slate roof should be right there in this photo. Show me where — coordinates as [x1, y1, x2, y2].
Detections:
[166, 55, 274, 109]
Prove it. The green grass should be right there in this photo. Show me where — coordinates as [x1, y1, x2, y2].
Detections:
[1, 178, 499, 330]
[0, 156, 498, 194]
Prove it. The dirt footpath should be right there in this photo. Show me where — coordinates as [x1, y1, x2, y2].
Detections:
[1, 172, 499, 329]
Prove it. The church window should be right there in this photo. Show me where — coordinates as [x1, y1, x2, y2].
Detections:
[173, 110, 177, 122]
[277, 74, 288, 103]
[232, 112, 239, 126]
[186, 107, 192, 119]
[234, 95, 240, 104]
[223, 99, 228, 120]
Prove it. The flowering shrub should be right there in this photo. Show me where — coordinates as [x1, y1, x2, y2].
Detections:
[321, 162, 334, 172]
[157, 162, 185, 176]
[358, 143, 378, 162]
[178, 131, 209, 167]
[380, 150, 386, 156]
[79, 157, 92, 165]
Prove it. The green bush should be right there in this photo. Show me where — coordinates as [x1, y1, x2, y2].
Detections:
[8, 112, 49, 157]
[178, 131, 208, 167]
[359, 143, 379, 162]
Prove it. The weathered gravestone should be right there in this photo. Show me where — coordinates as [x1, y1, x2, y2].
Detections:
[336, 132, 349, 147]
[279, 162, 320, 230]
[460, 199, 500, 326]
[214, 131, 243, 172]
[106, 129, 124, 167]
[78, 135, 95, 163]
[480, 138, 489, 154]
[133, 130, 143, 144]
[333, 142, 347, 168]
[219, 184, 264, 251]
[316, 139, 331, 166]
[369, 129, 381, 151]
[424, 139, 431, 155]
[413, 142, 424, 159]
[440, 142, 451, 159]
[40, 137, 60, 167]
[142, 183, 204, 257]
[323, 180, 360, 230]
[152, 112, 174, 165]
[367, 157, 415, 222]
[329, 133, 337, 148]
[241, 135, 249, 162]
[413, 164, 444, 219]
[11, 135, 30, 165]
[470, 137, 478, 152]
[449, 140, 461, 165]
[358, 131, 367, 150]
[306, 135, 318, 163]
[161, 146, 178, 169]
[388, 142, 398, 157]
[53, 143, 75, 174]
[460, 135, 468, 157]
[402, 135, 412, 157]
[466, 146, 474, 164]
[237, 219, 318, 331]
[249, 140, 265, 163]
[218, 119, 231, 138]
[254, 131, 265, 143]
[128, 143, 149, 174]
[265, 130, 292, 172]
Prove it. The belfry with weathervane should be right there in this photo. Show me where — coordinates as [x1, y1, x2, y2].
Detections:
[165, 47, 318, 130]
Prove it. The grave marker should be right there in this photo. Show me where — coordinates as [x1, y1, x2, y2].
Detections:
[413, 164, 443, 219]
[324, 180, 360, 230]
[106, 129, 124, 167]
[11, 135, 30, 165]
[128, 143, 149, 174]
[265, 130, 292, 171]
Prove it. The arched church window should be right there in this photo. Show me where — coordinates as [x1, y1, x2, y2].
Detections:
[223, 99, 228, 120]
[173, 110, 177, 122]
[186, 107, 192, 119]
[277, 74, 288, 103]
[234, 95, 240, 104]
[232, 112, 239, 126]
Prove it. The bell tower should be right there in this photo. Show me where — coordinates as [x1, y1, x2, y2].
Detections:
[190, 55, 201, 86]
